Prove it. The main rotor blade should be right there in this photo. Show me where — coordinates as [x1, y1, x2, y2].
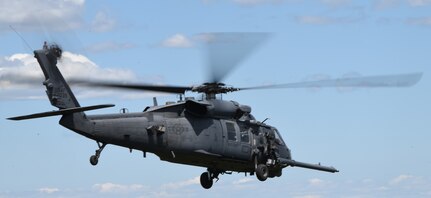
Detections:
[239, 72, 423, 90]
[200, 32, 271, 83]
[73, 80, 192, 94]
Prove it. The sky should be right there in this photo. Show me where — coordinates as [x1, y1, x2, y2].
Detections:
[0, 0, 430, 197]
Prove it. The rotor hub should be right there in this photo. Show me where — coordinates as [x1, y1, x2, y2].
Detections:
[192, 82, 239, 94]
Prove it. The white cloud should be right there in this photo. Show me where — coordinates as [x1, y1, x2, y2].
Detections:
[295, 15, 333, 25]
[38, 187, 59, 194]
[58, 52, 136, 81]
[91, 11, 116, 32]
[232, 177, 254, 185]
[389, 174, 414, 185]
[0, 51, 138, 99]
[2, 175, 431, 198]
[293, 195, 322, 198]
[91, 178, 200, 197]
[161, 34, 193, 48]
[161, 176, 200, 189]
[93, 182, 147, 193]
[294, 15, 364, 25]
[407, 0, 431, 6]
[0, 53, 44, 89]
[0, 0, 84, 31]
[308, 178, 324, 186]
[294, 14, 364, 25]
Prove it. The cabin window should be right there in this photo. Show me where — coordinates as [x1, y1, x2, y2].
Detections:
[226, 122, 237, 141]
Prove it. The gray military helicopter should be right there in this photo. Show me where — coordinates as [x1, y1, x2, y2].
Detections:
[8, 33, 422, 189]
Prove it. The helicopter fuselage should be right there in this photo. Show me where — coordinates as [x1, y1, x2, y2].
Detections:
[73, 100, 291, 174]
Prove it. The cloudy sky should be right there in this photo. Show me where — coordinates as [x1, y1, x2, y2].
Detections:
[0, 0, 430, 197]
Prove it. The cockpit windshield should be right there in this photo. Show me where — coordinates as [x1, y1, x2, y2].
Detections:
[273, 129, 285, 146]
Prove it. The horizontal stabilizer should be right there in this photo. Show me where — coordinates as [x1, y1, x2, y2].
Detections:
[7, 104, 115, 121]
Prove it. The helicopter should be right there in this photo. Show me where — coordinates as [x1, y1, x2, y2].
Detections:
[8, 33, 422, 189]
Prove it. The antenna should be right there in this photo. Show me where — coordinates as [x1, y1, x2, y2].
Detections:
[9, 25, 34, 52]
[153, 97, 158, 106]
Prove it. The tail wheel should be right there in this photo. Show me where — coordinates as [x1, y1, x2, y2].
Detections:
[256, 164, 269, 181]
[200, 172, 213, 189]
[89, 142, 106, 166]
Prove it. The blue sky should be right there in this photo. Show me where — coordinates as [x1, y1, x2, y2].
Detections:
[0, 0, 430, 197]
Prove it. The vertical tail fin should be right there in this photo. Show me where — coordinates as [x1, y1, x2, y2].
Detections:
[35, 45, 80, 109]
[8, 44, 114, 139]
[35, 44, 90, 135]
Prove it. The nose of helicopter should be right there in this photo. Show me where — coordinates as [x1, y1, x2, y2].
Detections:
[285, 147, 292, 159]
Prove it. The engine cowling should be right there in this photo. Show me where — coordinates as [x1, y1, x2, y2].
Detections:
[185, 99, 251, 119]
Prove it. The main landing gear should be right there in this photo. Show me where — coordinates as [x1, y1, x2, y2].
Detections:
[255, 164, 269, 181]
[198, 164, 271, 189]
[200, 169, 220, 189]
[254, 155, 269, 181]
[90, 142, 106, 166]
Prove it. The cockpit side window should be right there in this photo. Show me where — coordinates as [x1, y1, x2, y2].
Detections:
[240, 128, 250, 143]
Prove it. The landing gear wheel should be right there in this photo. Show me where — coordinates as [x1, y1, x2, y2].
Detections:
[200, 172, 213, 189]
[89, 142, 106, 166]
[90, 155, 99, 166]
[256, 164, 269, 181]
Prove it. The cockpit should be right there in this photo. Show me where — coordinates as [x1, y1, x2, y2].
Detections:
[272, 128, 286, 146]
